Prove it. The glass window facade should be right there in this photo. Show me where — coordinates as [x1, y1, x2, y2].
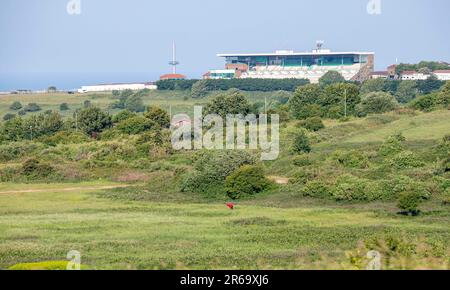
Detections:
[226, 54, 368, 68]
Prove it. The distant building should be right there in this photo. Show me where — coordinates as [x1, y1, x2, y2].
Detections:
[434, 70, 450, 81]
[159, 74, 186, 81]
[400, 71, 429, 81]
[205, 43, 374, 83]
[77, 82, 157, 93]
[371, 71, 389, 79]
[203, 69, 237, 80]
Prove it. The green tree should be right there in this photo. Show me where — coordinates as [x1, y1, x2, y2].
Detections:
[24, 112, 64, 139]
[395, 81, 418, 103]
[397, 191, 422, 216]
[289, 84, 323, 119]
[77, 107, 112, 136]
[436, 81, 450, 106]
[47, 86, 57, 93]
[144, 106, 170, 128]
[1, 117, 25, 141]
[356, 92, 399, 116]
[417, 75, 444, 94]
[10, 101, 23, 111]
[204, 90, 251, 118]
[360, 78, 386, 94]
[319, 71, 345, 88]
[321, 83, 360, 117]
[112, 110, 136, 123]
[83, 100, 92, 108]
[299, 117, 325, 132]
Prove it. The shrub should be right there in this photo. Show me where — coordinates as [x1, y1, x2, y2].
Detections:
[190, 80, 209, 98]
[3, 113, 16, 121]
[356, 92, 399, 116]
[389, 151, 424, 169]
[38, 131, 89, 146]
[299, 117, 325, 132]
[330, 150, 370, 169]
[292, 154, 313, 167]
[23, 112, 64, 139]
[225, 165, 272, 199]
[144, 106, 170, 128]
[117, 116, 158, 135]
[112, 110, 136, 123]
[300, 179, 332, 199]
[204, 91, 251, 118]
[0, 141, 42, 162]
[378, 176, 430, 201]
[332, 175, 372, 201]
[378, 134, 405, 157]
[181, 150, 257, 195]
[289, 84, 323, 119]
[124, 94, 145, 113]
[22, 158, 55, 178]
[10, 101, 23, 111]
[397, 191, 422, 215]
[59, 103, 70, 111]
[292, 130, 311, 154]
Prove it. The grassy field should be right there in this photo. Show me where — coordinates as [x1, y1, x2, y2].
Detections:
[0, 90, 279, 118]
[0, 182, 448, 270]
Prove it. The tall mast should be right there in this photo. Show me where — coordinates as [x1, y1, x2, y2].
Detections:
[169, 41, 179, 74]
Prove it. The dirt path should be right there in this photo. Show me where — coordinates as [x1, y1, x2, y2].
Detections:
[0, 185, 130, 195]
[267, 176, 290, 185]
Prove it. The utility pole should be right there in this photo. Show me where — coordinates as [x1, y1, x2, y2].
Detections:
[344, 89, 348, 118]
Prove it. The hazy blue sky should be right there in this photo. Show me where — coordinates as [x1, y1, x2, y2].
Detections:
[0, 0, 449, 90]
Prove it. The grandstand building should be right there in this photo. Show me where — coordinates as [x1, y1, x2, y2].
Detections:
[206, 44, 374, 83]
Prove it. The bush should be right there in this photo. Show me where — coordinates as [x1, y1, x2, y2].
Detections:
[22, 158, 55, 178]
[378, 176, 430, 201]
[379, 134, 405, 157]
[299, 117, 325, 132]
[292, 130, 311, 154]
[225, 165, 272, 199]
[0, 141, 42, 162]
[300, 180, 332, 199]
[204, 91, 251, 118]
[389, 151, 424, 169]
[3, 113, 16, 121]
[144, 106, 170, 128]
[397, 191, 422, 215]
[332, 175, 374, 201]
[292, 154, 313, 167]
[117, 116, 158, 135]
[24, 103, 42, 112]
[38, 131, 89, 146]
[18, 110, 26, 116]
[59, 103, 70, 111]
[10, 101, 23, 111]
[330, 150, 370, 169]
[289, 84, 323, 119]
[124, 94, 145, 113]
[356, 92, 399, 116]
[112, 110, 136, 123]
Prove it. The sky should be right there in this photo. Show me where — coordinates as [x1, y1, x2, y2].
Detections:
[0, 0, 449, 90]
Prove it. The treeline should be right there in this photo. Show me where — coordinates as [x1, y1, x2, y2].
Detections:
[395, 61, 449, 74]
[156, 78, 310, 93]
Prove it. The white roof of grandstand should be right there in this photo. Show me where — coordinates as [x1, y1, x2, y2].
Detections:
[218, 51, 374, 57]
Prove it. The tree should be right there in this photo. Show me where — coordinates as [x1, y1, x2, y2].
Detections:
[289, 84, 323, 119]
[1, 117, 25, 141]
[397, 191, 422, 216]
[395, 81, 418, 103]
[321, 83, 360, 117]
[124, 94, 145, 113]
[59, 103, 70, 111]
[299, 117, 325, 132]
[292, 130, 311, 154]
[356, 92, 399, 116]
[10, 101, 23, 111]
[417, 75, 444, 94]
[77, 107, 112, 136]
[204, 90, 251, 118]
[83, 100, 92, 108]
[437, 81, 450, 106]
[319, 71, 345, 88]
[144, 106, 170, 128]
[24, 112, 64, 139]
[47, 86, 57, 93]
[360, 78, 386, 94]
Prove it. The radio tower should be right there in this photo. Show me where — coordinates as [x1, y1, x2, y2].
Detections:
[168, 41, 180, 74]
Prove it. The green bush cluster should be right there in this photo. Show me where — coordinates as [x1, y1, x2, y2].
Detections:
[330, 150, 370, 169]
[388, 151, 424, 169]
[378, 134, 406, 157]
[225, 165, 272, 199]
[298, 117, 325, 132]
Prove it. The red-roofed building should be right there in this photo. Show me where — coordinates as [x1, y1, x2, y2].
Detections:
[160, 74, 186, 81]
[434, 70, 450, 81]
